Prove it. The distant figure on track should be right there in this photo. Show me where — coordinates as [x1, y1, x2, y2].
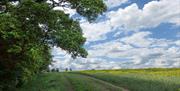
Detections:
[65, 68, 68, 72]
[56, 68, 59, 72]
[70, 68, 72, 71]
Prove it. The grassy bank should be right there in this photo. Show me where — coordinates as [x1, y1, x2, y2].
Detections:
[80, 68, 180, 91]
[18, 68, 180, 91]
[18, 72, 122, 91]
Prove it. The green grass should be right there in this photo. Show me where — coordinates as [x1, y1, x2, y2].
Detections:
[18, 73, 73, 91]
[18, 72, 122, 91]
[80, 68, 180, 91]
[18, 68, 180, 91]
[65, 73, 122, 91]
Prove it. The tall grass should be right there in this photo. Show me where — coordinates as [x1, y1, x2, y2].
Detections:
[18, 68, 180, 91]
[80, 68, 180, 91]
[18, 73, 72, 91]
[18, 72, 122, 91]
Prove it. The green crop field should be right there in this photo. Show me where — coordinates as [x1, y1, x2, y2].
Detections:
[18, 68, 180, 91]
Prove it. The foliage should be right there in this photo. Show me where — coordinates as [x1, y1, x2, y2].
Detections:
[0, 0, 106, 90]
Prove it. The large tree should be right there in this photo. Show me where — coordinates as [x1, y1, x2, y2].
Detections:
[0, 0, 106, 90]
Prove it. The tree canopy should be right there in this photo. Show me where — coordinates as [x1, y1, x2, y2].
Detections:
[0, 0, 106, 90]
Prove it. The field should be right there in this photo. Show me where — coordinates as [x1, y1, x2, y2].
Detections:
[18, 68, 180, 91]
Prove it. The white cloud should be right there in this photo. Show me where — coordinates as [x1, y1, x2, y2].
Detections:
[175, 40, 180, 46]
[81, 0, 180, 43]
[104, 0, 129, 8]
[51, 31, 180, 70]
[53, 7, 76, 17]
[88, 36, 180, 68]
[108, 0, 180, 30]
[121, 31, 152, 47]
[51, 0, 180, 70]
[81, 21, 112, 42]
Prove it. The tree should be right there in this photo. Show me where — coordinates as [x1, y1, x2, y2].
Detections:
[0, 0, 106, 90]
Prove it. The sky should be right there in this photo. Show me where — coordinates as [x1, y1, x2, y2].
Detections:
[51, 0, 180, 70]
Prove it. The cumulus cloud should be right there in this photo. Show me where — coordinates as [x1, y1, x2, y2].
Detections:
[51, 0, 180, 70]
[50, 50, 122, 70]
[108, 0, 180, 30]
[81, 0, 180, 43]
[87, 33, 180, 68]
[51, 31, 180, 70]
[81, 21, 112, 42]
[176, 40, 180, 46]
[53, 6, 76, 17]
[121, 31, 152, 47]
[104, 0, 129, 8]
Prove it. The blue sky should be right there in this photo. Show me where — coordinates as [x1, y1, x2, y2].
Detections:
[51, 0, 180, 70]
